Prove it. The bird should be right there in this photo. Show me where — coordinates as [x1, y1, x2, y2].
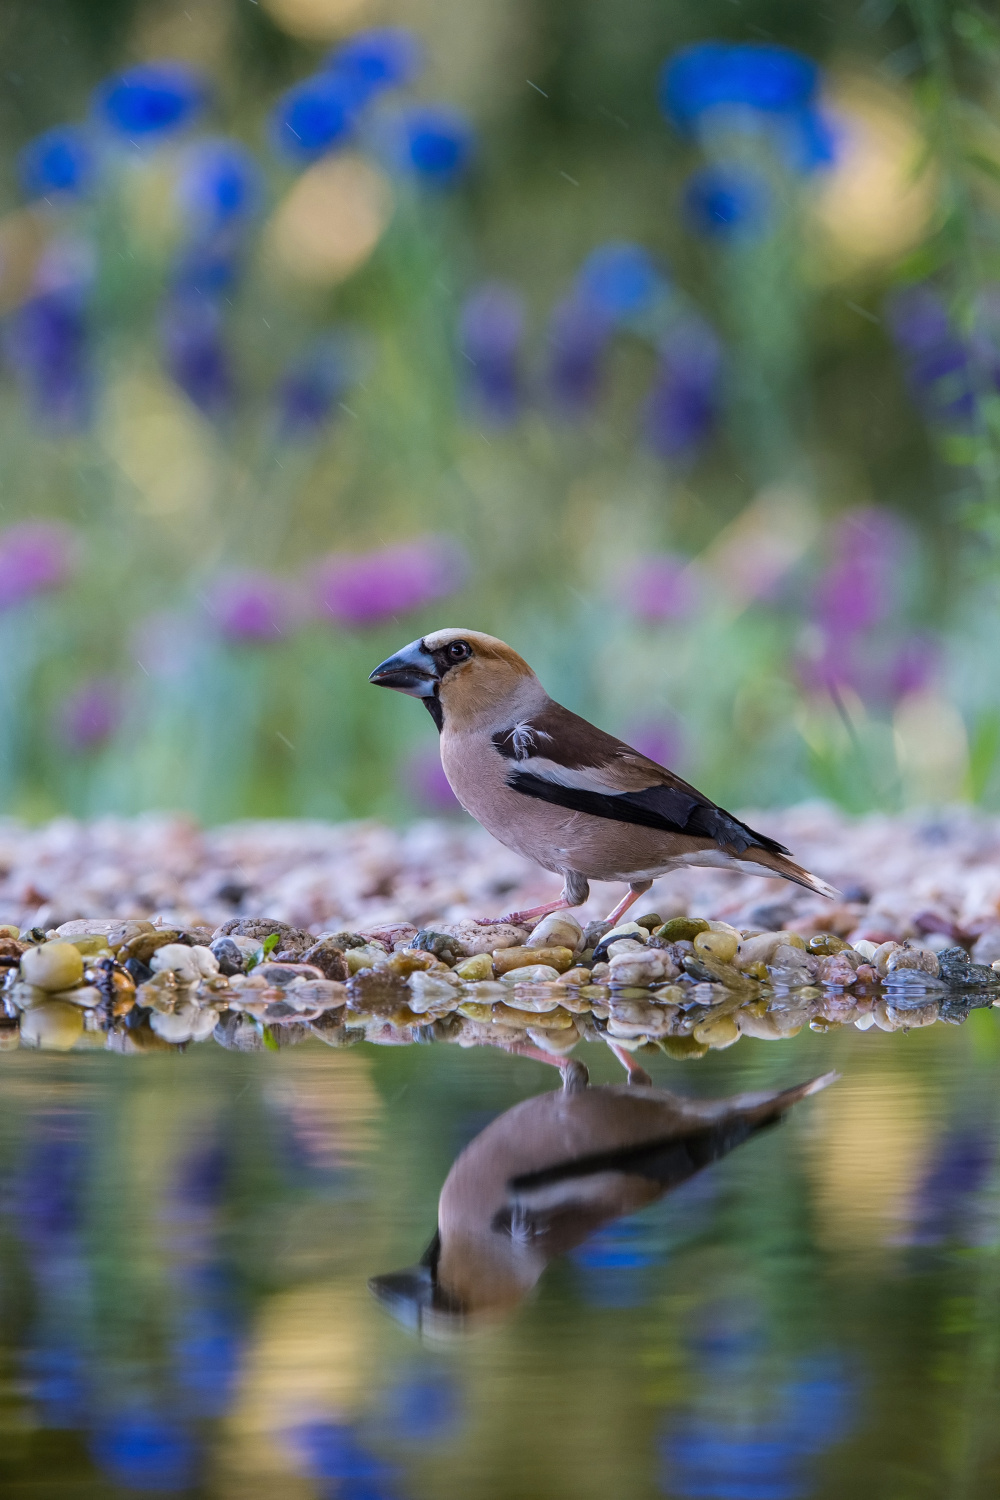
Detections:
[369, 628, 838, 928]
[370, 1065, 836, 1333]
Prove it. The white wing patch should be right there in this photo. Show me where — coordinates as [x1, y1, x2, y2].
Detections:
[516, 756, 635, 794]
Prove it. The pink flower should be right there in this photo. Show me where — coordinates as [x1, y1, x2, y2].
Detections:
[58, 678, 121, 750]
[314, 538, 468, 627]
[620, 553, 699, 623]
[208, 571, 293, 643]
[0, 521, 77, 610]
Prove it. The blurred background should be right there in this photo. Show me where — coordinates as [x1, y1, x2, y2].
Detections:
[1, 0, 999, 826]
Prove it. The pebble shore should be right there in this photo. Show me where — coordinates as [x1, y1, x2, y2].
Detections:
[2, 805, 1000, 1056]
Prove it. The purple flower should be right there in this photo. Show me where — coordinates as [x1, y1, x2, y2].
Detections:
[683, 163, 772, 241]
[619, 554, 699, 623]
[459, 283, 525, 425]
[624, 718, 684, 768]
[93, 63, 207, 141]
[58, 678, 121, 751]
[0, 522, 77, 610]
[815, 508, 906, 637]
[886, 285, 987, 431]
[276, 335, 358, 439]
[314, 538, 468, 627]
[382, 104, 475, 187]
[545, 294, 611, 416]
[888, 633, 938, 700]
[208, 572, 293, 644]
[325, 28, 422, 100]
[643, 319, 722, 460]
[404, 747, 462, 813]
[160, 296, 233, 417]
[19, 126, 96, 198]
[575, 243, 661, 322]
[6, 287, 90, 430]
[175, 138, 263, 235]
[269, 73, 359, 164]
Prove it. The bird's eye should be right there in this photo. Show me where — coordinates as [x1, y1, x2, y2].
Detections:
[444, 640, 472, 663]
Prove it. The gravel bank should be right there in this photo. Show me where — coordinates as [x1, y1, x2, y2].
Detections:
[1, 803, 1000, 942]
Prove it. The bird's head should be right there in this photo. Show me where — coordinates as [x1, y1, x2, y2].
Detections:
[369, 628, 539, 730]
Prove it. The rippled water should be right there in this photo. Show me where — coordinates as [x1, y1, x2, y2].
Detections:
[2, 1019, 1000, 1498]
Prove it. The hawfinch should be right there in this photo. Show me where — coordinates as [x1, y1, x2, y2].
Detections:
[370, 1068, 835, 1332]
[370, 628, 838, 926]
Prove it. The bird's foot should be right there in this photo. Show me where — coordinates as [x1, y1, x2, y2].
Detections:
[607, 1041, 653, 1087]
[474, 896, 574, 928]
[499, 1039, 586, 1084]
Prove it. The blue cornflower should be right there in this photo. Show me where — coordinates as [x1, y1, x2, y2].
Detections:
[93, 62, 207, 141]
[270, 73, 360, 163]
[683, 163, 772, 241]
[384, 104, 474, 186]
[176, 138, 263, 233]
[660, 42, 819, 131]
[325, 27, 422, 101]
[19, 125, 95, 198]
[576, 241, 662, 321]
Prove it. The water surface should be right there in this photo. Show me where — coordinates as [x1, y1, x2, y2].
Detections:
[2, 1020, 999, 1498]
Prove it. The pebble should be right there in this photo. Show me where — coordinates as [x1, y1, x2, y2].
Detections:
[493, 946, 575, 975]
[21, 941, 84, 993]
[20, 1000, 84, 1050]
[734, 931, 805, 970]
[499, 964, 561, 985]
[345, 946, 383, 974]
[525, 912, 584, 952]
[885, 947, 940, 977]
[653, 917, 709, 942]
[608, 949, 675, 986]
[693, 929, 739, 964]
[453, 953, 494, 981]
[210, 937, 246, 976]
[432, 921, 527, 956]
[286, 939, 343, 980]
[150, 944, 219, 984]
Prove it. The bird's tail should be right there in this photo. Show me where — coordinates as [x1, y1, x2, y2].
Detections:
[735, 846, 840, 900]
[728, 1070, 839, 1127]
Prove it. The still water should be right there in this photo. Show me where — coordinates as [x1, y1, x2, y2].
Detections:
[1, 1019, 999, 1499]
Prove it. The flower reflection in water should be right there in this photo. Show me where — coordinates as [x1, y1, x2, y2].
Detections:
[660, 1311, 856, 1500]
[292, 1420, 403, 1500]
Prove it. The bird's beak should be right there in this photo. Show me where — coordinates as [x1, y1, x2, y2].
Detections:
[368, 1266, 465, 1332]
[368, 639, 438, 697]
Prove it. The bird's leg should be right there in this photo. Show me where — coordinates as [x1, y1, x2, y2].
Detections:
[603, 880, 653, 928]
[489, 870, 590, 928]
[606, 1040, 653, 1087]
[496, 1037, 588, 1089]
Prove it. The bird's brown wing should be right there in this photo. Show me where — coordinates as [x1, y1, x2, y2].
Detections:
[491, 700, 791, 858]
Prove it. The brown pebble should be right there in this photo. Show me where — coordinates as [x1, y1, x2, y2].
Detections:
[493, 946, 575, 975]
[299, 939, 349, 981]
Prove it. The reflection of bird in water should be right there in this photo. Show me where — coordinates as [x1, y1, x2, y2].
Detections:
[369, 629, 837, 928]
[370, 1064, 835, 1335]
